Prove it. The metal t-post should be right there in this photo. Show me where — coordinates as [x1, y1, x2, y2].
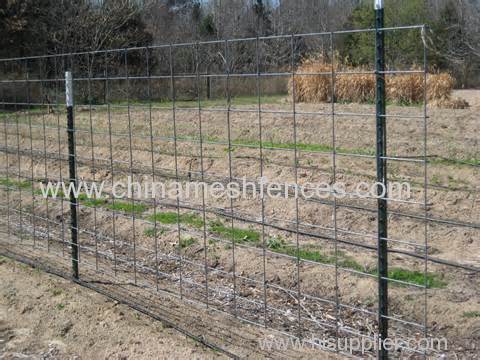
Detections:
[375, 0, 388, 358]
[66, 71, 79, 279]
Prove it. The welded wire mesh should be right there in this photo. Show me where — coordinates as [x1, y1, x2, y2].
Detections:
[0, 26, 478, 359]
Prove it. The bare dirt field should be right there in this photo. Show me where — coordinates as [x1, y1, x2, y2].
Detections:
[0, 89, 478, 358]
[0, 256, 224, 359]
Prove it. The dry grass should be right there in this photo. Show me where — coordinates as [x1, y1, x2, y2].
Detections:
[337, 72, 376, 103]
[290, 57, 333, 103]
[289, 57, 469, 108]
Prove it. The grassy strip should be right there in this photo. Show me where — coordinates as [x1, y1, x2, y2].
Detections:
[209, 220, 260, 244]
[0, 178, 32, 190]
[143, 227, 166, 237]
[0, 177, 448, 288]
[265, 235, 446, 288]
[463, 311, 480, 318]
[267, 237, 365, 272]
[148, 211, 204, 228]
[111, 94, 285, 109]
[210, 223, 446, 288]
[76, 193, 107, 207]
[228, 138, 375, 156]
[430, 157, 480, 167]
[32, 187, 147, 214]
[368, 268, 447, 289]
[105, 201, 148, 214]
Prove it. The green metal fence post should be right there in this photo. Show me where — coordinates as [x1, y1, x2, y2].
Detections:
[375, 0, 388, 358]
[66, 71, 79, 279]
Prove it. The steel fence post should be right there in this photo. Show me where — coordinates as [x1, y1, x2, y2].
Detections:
[65, 71, 79, 279]
[375, 0, 388, 358]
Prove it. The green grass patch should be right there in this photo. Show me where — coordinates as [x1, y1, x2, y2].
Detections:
[51, 288, 63, 297]
[230, 139, 375, 156]
[369, 268, 447, 288]
[209, 220, 260, 244]
[270, 242, 365, 272]
[430, 157, 480, 167]
[463, 311, 480, 318]
[179, 236, 197, 249]
[0, 178, 32, 190]
[36, 190, 109, 207]
[266, 237, 286, 250]
[143, 227, 166, 238]
[148, 211, 204, 228]
[107, 201, 147, 214]
[387, 268, 447, 288]
[264, 239, 445, 288]
[77, 193, 108, 207]
[35, 187, 65, 198]
[179, 213, 205, 228]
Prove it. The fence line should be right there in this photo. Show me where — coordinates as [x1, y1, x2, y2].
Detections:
[0, 19, 478, 359]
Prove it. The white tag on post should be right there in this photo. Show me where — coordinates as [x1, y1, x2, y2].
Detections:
[65, 71, 73, 107]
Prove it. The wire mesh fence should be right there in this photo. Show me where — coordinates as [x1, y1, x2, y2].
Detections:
[0, 23, 478, 359]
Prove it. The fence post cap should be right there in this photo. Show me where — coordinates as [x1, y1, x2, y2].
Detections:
[374, 0, 384, 9]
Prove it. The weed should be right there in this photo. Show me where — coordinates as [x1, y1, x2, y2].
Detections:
[76, 193, 104, 205]
[51, 288, 63, 297]
[143, 227, 166, 238]
[430, 174, 441, 186]
[208, 220, 260, 244]
[266, 237, 286, 250]
[179, 236, 197, 249]
[107, 201, 147, 214]
[148, 212, 204, 228]
[0, 178, 31, 190]
[18, 262, 30, 270]
[369, 268, 447, 288]
[267, 240, 365, 272]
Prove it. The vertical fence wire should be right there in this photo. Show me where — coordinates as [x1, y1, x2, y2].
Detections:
[290, 34, 303, 338]
[87, 53, 99, 271]
[422, 25, 429, 360]
[53, 56, 66, 256]
[124, 49, 138, 285]
[194, 42, 210, 308]
[145, 47, 161, 292]
[224, 39, 238, 317]
[255, 36, 269, 328]
[25, 59, 37, 249]
[14, 61, 24, 245]
[1, 62, 10, 239]
[169, 44, 184, 299]
[330, 31, 341, 353]
[40, 61, 51, 251]
[105, 51, 118, 276]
